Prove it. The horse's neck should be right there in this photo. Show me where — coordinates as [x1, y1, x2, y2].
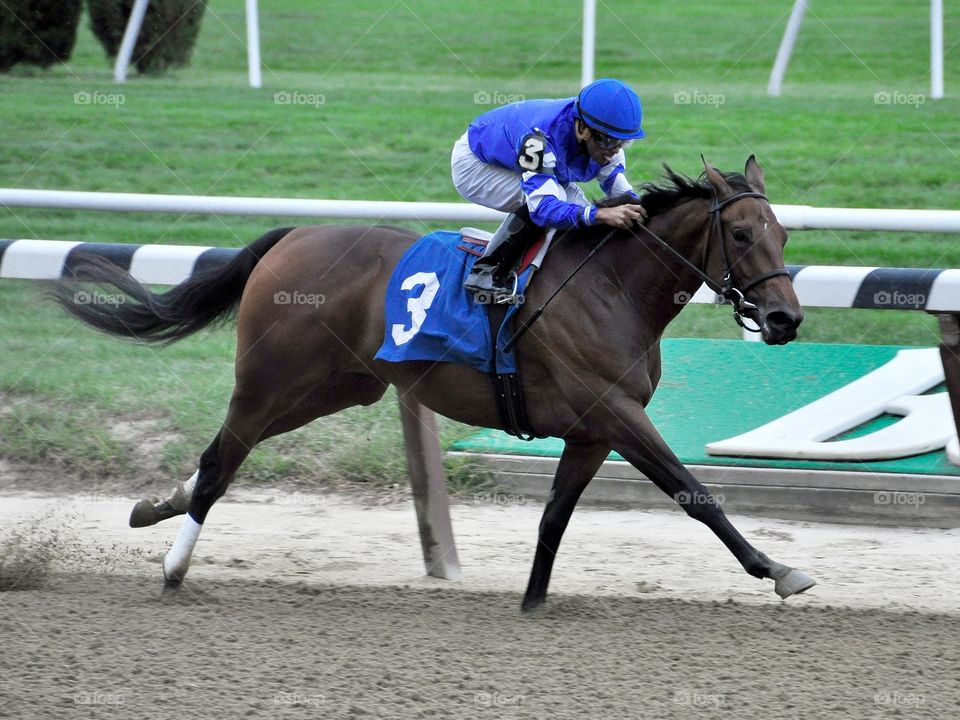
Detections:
[619, 199, 711, 340]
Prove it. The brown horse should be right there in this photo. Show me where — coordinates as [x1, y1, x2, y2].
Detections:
[51, 156, 815, 609]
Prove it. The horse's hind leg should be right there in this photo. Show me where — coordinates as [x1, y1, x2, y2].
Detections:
[522, 441, 610, 611]
[161, 373, 387, 584]
[129, 474, 196, 528]
[129, 373, 382, 528]
[161, 391, 270, 583]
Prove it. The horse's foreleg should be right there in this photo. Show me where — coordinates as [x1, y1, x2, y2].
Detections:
[611, 406, 816, 599]
[522, 441, 610, 611]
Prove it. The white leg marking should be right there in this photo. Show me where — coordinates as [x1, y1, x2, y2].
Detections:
[162, 514, 202, 582]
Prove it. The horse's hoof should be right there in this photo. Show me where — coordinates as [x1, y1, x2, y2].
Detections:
[162, 567, 184, 584]
[162, 554, 189, 585]
[129, 498, 161, 528]
[774, 568, 817, 599]
[521, 596, 546, 613]
[130, 499, 181, 528]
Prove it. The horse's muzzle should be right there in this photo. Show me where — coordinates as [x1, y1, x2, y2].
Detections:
[761, 309, 802, 345]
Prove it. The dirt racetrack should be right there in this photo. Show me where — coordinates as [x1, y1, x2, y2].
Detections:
[1, 485, 958, 719]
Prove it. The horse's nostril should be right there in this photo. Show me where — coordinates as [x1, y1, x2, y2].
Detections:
[766, 310, 800, 331]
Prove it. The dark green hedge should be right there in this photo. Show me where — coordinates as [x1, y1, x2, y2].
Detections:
[0, 0, 83, 72]
[87, 0, 207, 75]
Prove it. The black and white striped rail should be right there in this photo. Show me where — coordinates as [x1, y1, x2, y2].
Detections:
[685, 264, 960, 311]
[2, 238, 959, 312]
[0, 239, 239, 286]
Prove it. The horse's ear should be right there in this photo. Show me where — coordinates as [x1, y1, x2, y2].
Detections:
[701, 155, 732, 198]
[745, 154, 766, 194]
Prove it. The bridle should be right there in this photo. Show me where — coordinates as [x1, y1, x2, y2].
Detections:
[502, 190, 790, 351]
[707, 191, 791, 331]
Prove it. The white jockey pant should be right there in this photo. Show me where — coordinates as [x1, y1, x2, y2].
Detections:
[450, 132, 587, 260]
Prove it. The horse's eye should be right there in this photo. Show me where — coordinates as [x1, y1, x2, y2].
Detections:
[732, 227, 752, 243]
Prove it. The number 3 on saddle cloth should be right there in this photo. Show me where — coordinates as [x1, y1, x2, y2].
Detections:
[375, 229, 546, 439]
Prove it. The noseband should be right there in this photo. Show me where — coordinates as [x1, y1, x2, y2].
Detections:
[709, 191, 791, 331]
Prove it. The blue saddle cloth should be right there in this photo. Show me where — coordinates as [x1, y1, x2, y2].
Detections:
[374, 231, 532, 374]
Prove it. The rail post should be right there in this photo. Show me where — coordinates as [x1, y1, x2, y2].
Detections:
[937, 313, 960, 441]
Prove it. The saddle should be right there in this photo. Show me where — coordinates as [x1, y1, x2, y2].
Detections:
[456, 227, 546, 289]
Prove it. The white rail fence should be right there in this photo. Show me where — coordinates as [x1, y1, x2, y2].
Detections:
[5, 187, 960, 232]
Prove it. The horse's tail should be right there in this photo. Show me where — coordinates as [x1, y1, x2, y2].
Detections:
[48, 227, 295, 345]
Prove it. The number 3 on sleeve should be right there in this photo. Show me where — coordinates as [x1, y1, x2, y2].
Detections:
[517, 134, 547, 172]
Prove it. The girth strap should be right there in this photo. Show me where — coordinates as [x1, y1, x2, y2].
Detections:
[490, 372, 541, 441]
[486, 301, 543, 441]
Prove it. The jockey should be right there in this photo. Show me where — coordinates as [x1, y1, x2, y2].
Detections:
[452, 78, 648, 296]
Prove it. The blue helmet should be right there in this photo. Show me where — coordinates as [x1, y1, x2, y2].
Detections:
[575, 78, 645, 140]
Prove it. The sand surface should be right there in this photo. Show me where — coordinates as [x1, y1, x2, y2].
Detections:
[1, 487, 958, 718]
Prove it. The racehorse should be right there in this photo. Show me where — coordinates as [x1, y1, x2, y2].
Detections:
[50, 156, 816, 609]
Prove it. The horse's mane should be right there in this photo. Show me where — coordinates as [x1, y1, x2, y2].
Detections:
[597, 164, 755, 218]
[559, 164, 754, 246]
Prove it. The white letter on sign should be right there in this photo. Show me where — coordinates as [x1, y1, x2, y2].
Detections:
[391, 272, 440, 347]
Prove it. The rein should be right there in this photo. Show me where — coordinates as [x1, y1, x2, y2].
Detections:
[502, 190, 789, 350]
[503, 228, 617, 352]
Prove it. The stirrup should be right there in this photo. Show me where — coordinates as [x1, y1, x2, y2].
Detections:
[467, 270, 519, 304]
[463, 265, 500, 294]
[493, 272, 520, 304]
[474, 273, 521, 306]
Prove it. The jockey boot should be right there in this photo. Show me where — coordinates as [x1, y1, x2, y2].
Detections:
[463, 208, 540, 296]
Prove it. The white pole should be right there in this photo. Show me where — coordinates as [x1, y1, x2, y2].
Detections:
[245, 0, 262, 89]
[0, 188, 506, 223]
[113, 0, 150, 83]
[931, 0, 944, 99]
[581, 0, 596, 88]
[768, 0, 807, 97]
